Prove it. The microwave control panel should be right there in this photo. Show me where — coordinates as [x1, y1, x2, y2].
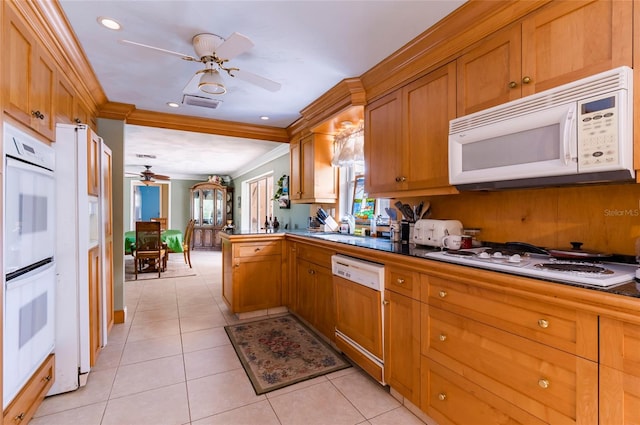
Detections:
[577, 94, 619, 169]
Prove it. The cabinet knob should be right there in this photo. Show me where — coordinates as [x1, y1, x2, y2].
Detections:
[308, 269, 315, 275]
[396, 278, 405, 285]
[537, 319, 549, 329]
[43, 374, 52, 382]
[254, 247, 261, 252]
[74, 118, 82, 123]
[14, 412, 26, 423]
[508, 81, 518, 88]
[538, 378, 550, 389]
[31, 110, 45, 120]
[522, 76, 532, 84]
[395, 176, 407, 182]
[439, 334, 447, 342]
[438, 290, 447, 298]
[438, 393, 447, 401]
[382, 300, 390, 306]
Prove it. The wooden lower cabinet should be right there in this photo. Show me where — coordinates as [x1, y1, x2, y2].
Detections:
[383, 266, 421, 404]
[221, 238, 283, 313]
[599, 317, 640, 424]
[290, 242, 335, 341]
[88, 245, 101, 367]
[3, 354, 55, 425]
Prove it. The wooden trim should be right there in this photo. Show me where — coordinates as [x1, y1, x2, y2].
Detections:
[299, 78, 366, 129]
[98, 102, 136, 120]
[123, 109, 291, 143]
[360, 0, 552, 102]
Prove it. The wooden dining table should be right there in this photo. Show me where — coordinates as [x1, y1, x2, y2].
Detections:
[125, 229, 184, 254]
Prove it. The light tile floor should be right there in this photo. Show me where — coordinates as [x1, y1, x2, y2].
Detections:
[32, 251, 427, 425]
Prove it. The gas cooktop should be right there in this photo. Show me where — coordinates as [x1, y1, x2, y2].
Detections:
[424, 247, 638, 288]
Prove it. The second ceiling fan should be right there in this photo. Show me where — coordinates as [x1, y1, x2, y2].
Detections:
[120, 32, 281, 96]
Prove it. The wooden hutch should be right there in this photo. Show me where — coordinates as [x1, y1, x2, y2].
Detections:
[190, 180, 232, 250]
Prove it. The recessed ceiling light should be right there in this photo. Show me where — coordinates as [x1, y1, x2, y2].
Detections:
[97, 17, 121, 30]
[166, 102, 179, 108]
[260, 116, 269, 121]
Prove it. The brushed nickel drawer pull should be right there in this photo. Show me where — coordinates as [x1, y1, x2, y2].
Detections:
[396, 278, 405, 285]
[439, 334, 447, 342]
[538, 379, 550, 389]
[537, 319, 549, 329]
[438, 393, 447, 401]
[438, 290, 447, 298]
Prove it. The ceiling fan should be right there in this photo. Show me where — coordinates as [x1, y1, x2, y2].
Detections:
[128, 165, 170, 184]
[120, 32, 281, 96]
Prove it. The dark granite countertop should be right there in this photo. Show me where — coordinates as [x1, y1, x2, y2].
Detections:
[285, 230, 640, 299]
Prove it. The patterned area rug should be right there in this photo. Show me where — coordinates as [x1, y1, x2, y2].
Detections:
[124, 254, 196, 281]
[225, 315, 351, 395]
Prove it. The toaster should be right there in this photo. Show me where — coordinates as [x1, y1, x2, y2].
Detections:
[413, 219, 463, 247]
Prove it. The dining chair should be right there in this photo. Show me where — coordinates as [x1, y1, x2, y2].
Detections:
[151, 217, 168, 231]
[132, 221, 167, 279]
[183, 219, 195, 268]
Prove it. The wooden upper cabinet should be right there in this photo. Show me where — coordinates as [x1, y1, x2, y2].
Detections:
[87, 128, 101, 196]
[56, 75, 75, 124]
[366, 62, 457, 197]
[3, 3, 56, 140]
[289, 133, 337, 203]
[457, 0, 632, 116]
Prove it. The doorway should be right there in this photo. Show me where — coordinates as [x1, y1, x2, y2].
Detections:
[130, 181, 170, 229]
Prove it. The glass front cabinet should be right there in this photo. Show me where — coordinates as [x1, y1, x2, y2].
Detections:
[190, 182, 231, 250]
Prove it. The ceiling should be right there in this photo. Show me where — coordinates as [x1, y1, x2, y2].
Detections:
[59, 1, 466, 181]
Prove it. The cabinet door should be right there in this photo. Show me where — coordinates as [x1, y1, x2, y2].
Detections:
[31, 48, 56, 140]
[289, 139, 302, 201]
[600, 365, 640, 425]
[296, 258, 316, 325]
[364, 90, 403, 194]
[4, 5, 35, 126]
[404, 62, 456, 191]
[88, 246, 101, 367]
[384, 290, 421, 405]
[56, 75, 75, 124]
[457, 25, 522, 115]
[521, 0, 632, 96]
[235, 255, 282, 313]
[87, 129, 100, 196]
[313, 265, 335, 341]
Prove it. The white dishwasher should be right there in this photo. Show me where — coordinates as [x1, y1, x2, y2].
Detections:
[331, 255, 386, 384]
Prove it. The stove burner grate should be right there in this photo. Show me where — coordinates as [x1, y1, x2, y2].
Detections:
[534, 263, 614, 275]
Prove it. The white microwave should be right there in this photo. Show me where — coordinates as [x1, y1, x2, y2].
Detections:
[449, 66, 634, 190]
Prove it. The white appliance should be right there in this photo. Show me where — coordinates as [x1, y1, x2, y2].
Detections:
[3, 123, 56, 408]
[332, 255, 386, 384]
[449, 66, 634, 190]
[413, 219, 463, 247]
[48, 123, 106, 395]
[425, 248, 637, 288]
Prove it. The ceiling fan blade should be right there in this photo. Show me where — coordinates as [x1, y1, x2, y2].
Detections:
[182, 72, 201, 94]
[153, 174, 171, 180]
[215, 32, 254, 60]
[231, 69, 281, 92]
[119, 39, 199, 61]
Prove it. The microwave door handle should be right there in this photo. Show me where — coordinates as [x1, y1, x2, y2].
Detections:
[560, 106, 577, 165]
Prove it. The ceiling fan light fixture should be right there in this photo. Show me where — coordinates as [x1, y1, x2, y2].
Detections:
[199, 69, 226, 95]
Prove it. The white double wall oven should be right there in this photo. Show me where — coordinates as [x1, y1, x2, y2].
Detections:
[3, 122, 56, 408]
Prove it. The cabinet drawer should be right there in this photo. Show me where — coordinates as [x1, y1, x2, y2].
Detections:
[386, 267, 419, 299]
[421, 356, 546, 425]
[296, 243, 334, 267]
[4, 354, 55, 425]
[600, 317, 640, 375]
[423, 274, 598, 360]
[424, 306, 598, 425]
[234, 241, 281, 258]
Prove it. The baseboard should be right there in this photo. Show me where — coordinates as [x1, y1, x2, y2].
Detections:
[114, 307, 127, 324]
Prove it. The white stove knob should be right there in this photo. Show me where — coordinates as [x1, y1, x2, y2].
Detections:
[478, 252, 490, 259]
[492, 252, 503, 258]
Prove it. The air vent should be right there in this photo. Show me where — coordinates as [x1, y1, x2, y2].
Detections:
[135, 154, 156, 159]
[182, 94, 222, 109]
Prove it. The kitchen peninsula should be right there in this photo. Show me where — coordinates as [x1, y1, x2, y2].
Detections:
[222, 230, 640, 425]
